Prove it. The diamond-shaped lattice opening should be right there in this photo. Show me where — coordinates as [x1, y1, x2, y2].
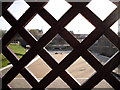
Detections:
[94, 79, 113, 88]
[0, 54, 12, 76]
[44, 0, 71, 20]
[9, 74, 32, 88]
[110, 19, 119, 35]
[87, 0, 117, 21]
[112, 65, 120, 81]
[26, 55, 52, 80]
[47, 77, 70, 88]
[89, 35, 119, 65]
[0, 54, 11, 69]
[0, 16, 11, 37]
[66, 56, 96, 84]
[65, 14, 95, 43]
[28, 29, 43, 40]
[45, 34, 73, 63]
[7, 0, 30, 20]
[25, 14, 51, 36]
[7, 34, 28, 59]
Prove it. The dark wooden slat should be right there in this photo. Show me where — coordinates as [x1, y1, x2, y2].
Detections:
[27, 2, 48, 8]
[69, 2, 89, 7]
[37, 68, 58, 88]
[3, 47, 19, 64]
[37, 48, 120, 88]
[36, 10, 120, 87]
[2, 6, 57, 48]
[81, 7, 102, 27]
[59, 27, 120, 88]
[81, 5, 120, 28]
[1, 1, 120, 89]
[38, 4, 86, 27]
[2, 47, 37, 85]
[37, 49, 81, 88]
[58, 7, 81, 27]
[59, 71, 81, 88]
[59, 29, 80, 49]
[2, 2, 12, 11]
[36, 26, 58, 48]
[82, 51, 103, 71]
[81, 7, 119, 51]
[20, 29, 81, 88]
[37, 50, 81, 88]
[105, 74, 120, 90]
[20, 26, 81, 88]
[2, 47, 39, 87]
[2, 3, 45, 46]
[2, 10, 17, 26]
[2, 7, 59, 86]
[57, 4, 120, 69]
[1, 7, 40, 86]
[2, 9, 38, 47]
[18, 15, 120, 88]
[37, 8, 57, 26]
[104, 30, 120, 50]
[2, 21, 65, 86]
[82, 51, 120, 89]
[81, 51, 120, 89]
[80, 26, 106, 51]
[112, 2, 119, 6]
[35, 5, 88, 48]
[2, 84, 11, 89]
[38, 6, 86, 29]
[103, 6, 120, 27]
[35, 5, 86, 46]
[3, 30, 81, 88]
[81, 7, 120, 50]
[104, 52, 120, 72]
[81, 6, 120, 49]
[19, 30, 38, 46]
[2, 29, 81, 87]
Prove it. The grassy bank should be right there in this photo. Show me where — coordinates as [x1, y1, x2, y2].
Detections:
[0, 44, 26, 68]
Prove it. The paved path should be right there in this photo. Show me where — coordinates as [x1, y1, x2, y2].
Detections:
[9, 52, 113, 88]
[1, 52, 115, 88]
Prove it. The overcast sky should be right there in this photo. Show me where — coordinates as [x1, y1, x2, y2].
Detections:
[0, 0, 118, 34]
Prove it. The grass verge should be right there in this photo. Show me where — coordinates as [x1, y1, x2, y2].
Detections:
[0, 44, 26, 68]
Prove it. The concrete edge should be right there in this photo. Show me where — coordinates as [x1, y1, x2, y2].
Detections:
[0, 64, 12, 72]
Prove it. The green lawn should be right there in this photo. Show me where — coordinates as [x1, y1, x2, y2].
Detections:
[0, 54, 10, 68]
[0, 44, 26, 68]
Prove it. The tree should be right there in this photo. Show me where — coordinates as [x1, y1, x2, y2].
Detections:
[49, 34, 67, 45]
[29, 29, 43, 40]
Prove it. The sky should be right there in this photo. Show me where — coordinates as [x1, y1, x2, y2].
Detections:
[0, 0, 118, 34]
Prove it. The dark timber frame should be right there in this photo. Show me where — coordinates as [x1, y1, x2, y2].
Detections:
[1, 0, 120, 89]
